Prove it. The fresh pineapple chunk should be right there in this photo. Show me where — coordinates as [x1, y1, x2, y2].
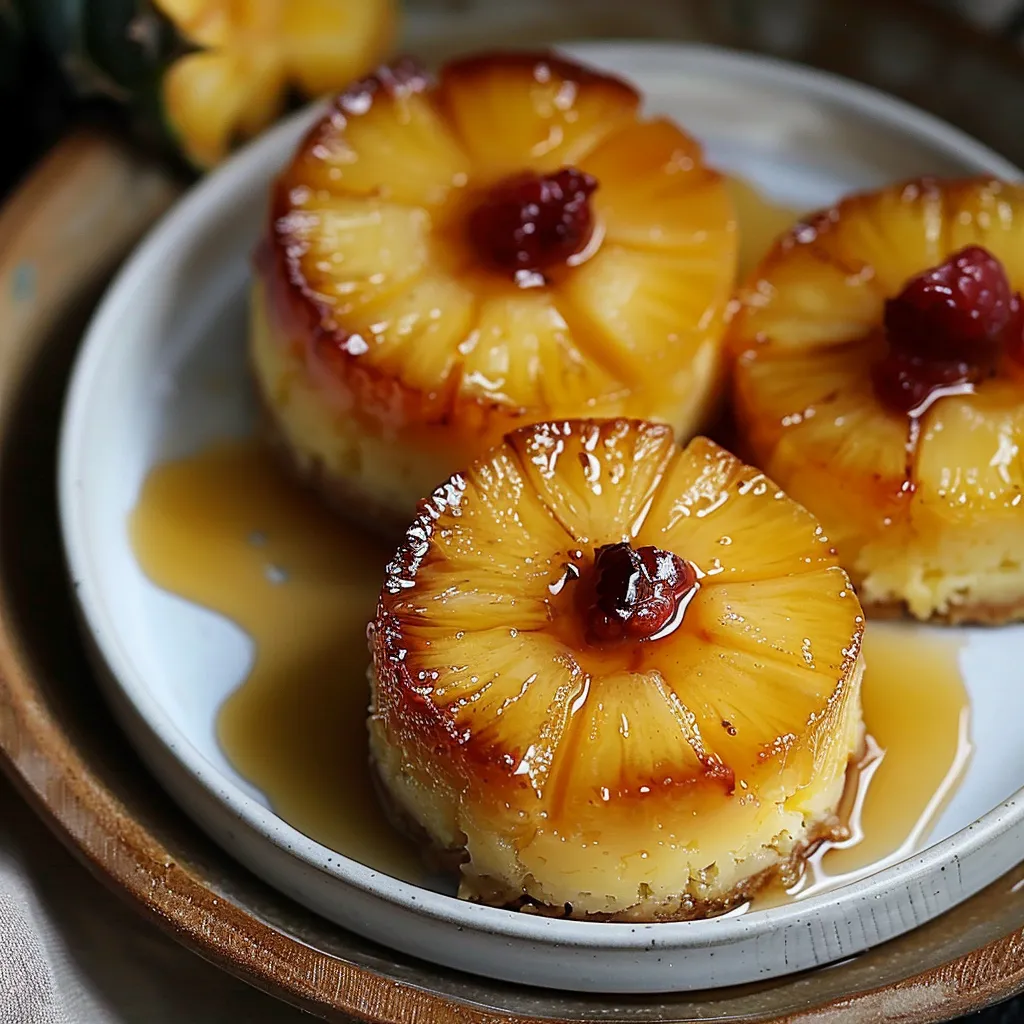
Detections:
[254, 52, 737, 529]
[157, 0, 395, 168]
[369, 420, 864, 919]
[730, 177, 1024, 623]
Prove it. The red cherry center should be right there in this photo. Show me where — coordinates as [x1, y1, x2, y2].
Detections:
[467, 167, 598, 278]
[580, 542, 698, 645]
[873, 244, 1024, 414]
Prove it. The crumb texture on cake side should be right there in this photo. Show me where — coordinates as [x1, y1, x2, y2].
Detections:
[368, 419, 865, 920]
[250, 281, 455, 531]
[729, 177, 1024, 624]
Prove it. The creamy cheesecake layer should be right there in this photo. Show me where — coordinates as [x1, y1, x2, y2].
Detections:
[856, 518, 1024, 623]
[250, 282, 457, 530]
[368, 656, 864, 920]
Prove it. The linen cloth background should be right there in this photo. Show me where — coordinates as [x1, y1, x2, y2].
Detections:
[3, 0, 1024, 1020]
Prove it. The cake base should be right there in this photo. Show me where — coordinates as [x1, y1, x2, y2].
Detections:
[369, 737, 852, 924]
[863, 596, 1024, 626]
[503, 819, 846, 923]
[249, 280, 459, 538]
[257, 390, 412, 541]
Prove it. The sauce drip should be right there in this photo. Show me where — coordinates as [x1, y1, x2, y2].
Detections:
[754, 624, 971, 908]
[129, 441, 425, 884]
[817, 625, 971, 882]
[130, 441, 972, 903]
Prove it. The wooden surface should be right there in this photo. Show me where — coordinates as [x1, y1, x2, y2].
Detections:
[4, 2, 1024, 1019]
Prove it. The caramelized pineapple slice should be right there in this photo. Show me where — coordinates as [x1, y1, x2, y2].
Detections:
[254, 53, 737, 529]
[730, 178, 1024, 622]
[369, 420, 864, 919]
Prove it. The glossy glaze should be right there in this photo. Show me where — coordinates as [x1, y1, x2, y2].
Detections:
[258, 51, 737, 451]
[130, 437, 972, 917]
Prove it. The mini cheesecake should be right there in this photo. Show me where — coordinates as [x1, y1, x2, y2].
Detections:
[368, 420, 864, 919]
[729, 177, 1024, 623]
[252, 52, 737, 531]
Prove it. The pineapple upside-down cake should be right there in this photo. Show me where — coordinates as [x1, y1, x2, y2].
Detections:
[730, 177, 1024, 624]
[252, 52, 737, 530]
[369, 420, 864, 919]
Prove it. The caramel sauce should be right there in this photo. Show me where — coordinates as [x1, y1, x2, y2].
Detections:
[726, 176, 802, 281]
[816, 625, 971, 881]
[129, 441, 426, 885]
[130, 441, 971, 904]
[753, 625, 972, 908]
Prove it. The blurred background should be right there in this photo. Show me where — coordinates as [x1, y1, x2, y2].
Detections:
[4, 0, 1024, 196]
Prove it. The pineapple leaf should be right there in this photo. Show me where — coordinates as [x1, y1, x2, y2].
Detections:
[0, 0, 23, 94]
[82, 0, 183, 93]
[18, 0, 125, 99]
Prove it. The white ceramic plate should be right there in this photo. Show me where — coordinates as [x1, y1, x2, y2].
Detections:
[59, 42, 1024, 995]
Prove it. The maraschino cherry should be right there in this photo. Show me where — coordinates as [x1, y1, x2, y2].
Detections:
[468, 167, 598, 278]
[581, 542, 698, 644]
[874, 244, 1024, 413]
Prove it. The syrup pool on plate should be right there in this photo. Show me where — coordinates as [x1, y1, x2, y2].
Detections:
[130, 440, 972, 903]
[750, 625, 972, 910]
[129, 441, 425, 885]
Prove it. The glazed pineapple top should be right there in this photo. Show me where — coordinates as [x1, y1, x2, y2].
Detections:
[264, 53, 736, 436]
[371, 421, 863, 818]
[730, 177, 1024, 533]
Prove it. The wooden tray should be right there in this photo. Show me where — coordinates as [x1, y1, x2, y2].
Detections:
[4, 2, 1024, 1019]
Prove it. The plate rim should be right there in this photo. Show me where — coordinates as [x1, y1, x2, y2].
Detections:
[55, 38, 1024, 974]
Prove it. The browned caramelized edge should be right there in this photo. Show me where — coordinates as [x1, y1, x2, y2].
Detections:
[369, 467, 472, 753]
[258, 55, 459, 429]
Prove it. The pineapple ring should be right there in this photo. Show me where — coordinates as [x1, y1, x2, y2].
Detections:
[253, 52, 737, 529]
[729, 177, 1024, 623]
[369, 420, 864, 920]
